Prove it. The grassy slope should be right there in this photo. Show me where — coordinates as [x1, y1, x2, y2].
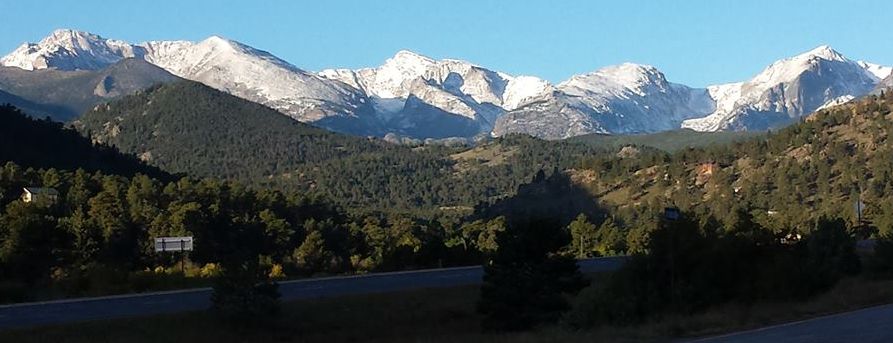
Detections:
[3, 277, 893, 343]
[569, 129, 765, 152]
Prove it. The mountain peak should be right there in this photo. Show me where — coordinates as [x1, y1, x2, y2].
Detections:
[800, 45, 846, 62]
[197, 35, 242, 51]
[599, 63, 662, 78]
[388, 50, 435, 66]
[393, 49, 428, 58]
[39, 29, 127, 51]
[748, 45, 856, 87]
[1, 28, 136, 71]
[48, 28, 93, 39]
[560, 62, 669, 95]
[202, 35, 231, 45]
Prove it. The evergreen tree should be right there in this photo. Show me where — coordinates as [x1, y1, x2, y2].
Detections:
[568, 214, 597, 258]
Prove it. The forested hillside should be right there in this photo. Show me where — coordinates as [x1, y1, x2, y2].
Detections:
[63, 81, 893, 250]
[0, 104, 168, 179]
[75, 82, 609, 214]
[571, 91, 893, 245]
[74, 81, 392, 179]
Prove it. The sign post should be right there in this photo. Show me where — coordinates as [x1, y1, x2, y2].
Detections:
[154, 236, 194, 274]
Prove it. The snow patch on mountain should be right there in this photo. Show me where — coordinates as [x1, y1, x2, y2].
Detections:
[503, 76, 552, 110]
[858, 61, 893, 80]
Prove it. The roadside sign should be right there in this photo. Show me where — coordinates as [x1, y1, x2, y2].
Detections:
[154, 236, 194, 252]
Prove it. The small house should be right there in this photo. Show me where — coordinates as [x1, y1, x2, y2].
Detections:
[21, 187, 59, 204]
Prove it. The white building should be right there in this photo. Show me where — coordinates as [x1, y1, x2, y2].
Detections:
[21, 187, 59, 204]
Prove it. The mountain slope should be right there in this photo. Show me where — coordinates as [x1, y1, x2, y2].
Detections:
[74, 80, 392, 180]
[568, 91, 893, 235]
[72, 80, 612, 212]
[0, 58, 178, 121]
[0, 104, 168, 178]
[141, 36, 377, 133]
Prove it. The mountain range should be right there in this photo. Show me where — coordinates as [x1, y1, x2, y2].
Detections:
[2, 29, 891, 140]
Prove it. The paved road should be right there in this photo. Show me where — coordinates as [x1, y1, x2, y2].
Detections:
[0, 256, 626, 330]
[688, 303, 893, 343]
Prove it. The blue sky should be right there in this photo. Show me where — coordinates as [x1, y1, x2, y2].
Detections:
[2, 0, 891, 87]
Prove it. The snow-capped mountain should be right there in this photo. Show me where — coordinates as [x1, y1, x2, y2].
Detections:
[497, 46, 889, 138]
[494, 63, 714, 139]
[1, 29, 376, 134]
[681, 46, 884, 131]
[319, 50, 551, 138]
[140, 36, 371, 125]
[2, 29, 890, 140]
[1, 29, 139, 71]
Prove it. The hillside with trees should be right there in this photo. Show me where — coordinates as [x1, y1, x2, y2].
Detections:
[0, 104, 168, 179]
[570, 91, 893, 245]
[74, 81, 608, 214]
[70, 81, 893, 252]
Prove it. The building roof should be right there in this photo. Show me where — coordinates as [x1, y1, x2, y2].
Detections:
[23, 187, 59, 195]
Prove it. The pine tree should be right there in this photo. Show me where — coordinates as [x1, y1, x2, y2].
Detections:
[568, 214, 597, 258]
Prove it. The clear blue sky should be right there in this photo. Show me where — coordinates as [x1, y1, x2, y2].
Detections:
[2, 0, 891, 87]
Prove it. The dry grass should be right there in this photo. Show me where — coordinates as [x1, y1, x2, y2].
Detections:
[449, 144, 518, 173]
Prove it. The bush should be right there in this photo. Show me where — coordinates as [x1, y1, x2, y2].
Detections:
[200, 263, 223, 278]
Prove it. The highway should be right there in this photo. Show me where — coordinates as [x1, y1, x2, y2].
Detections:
[0, 256, 626, 330]
[688, 303, 893, 343]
